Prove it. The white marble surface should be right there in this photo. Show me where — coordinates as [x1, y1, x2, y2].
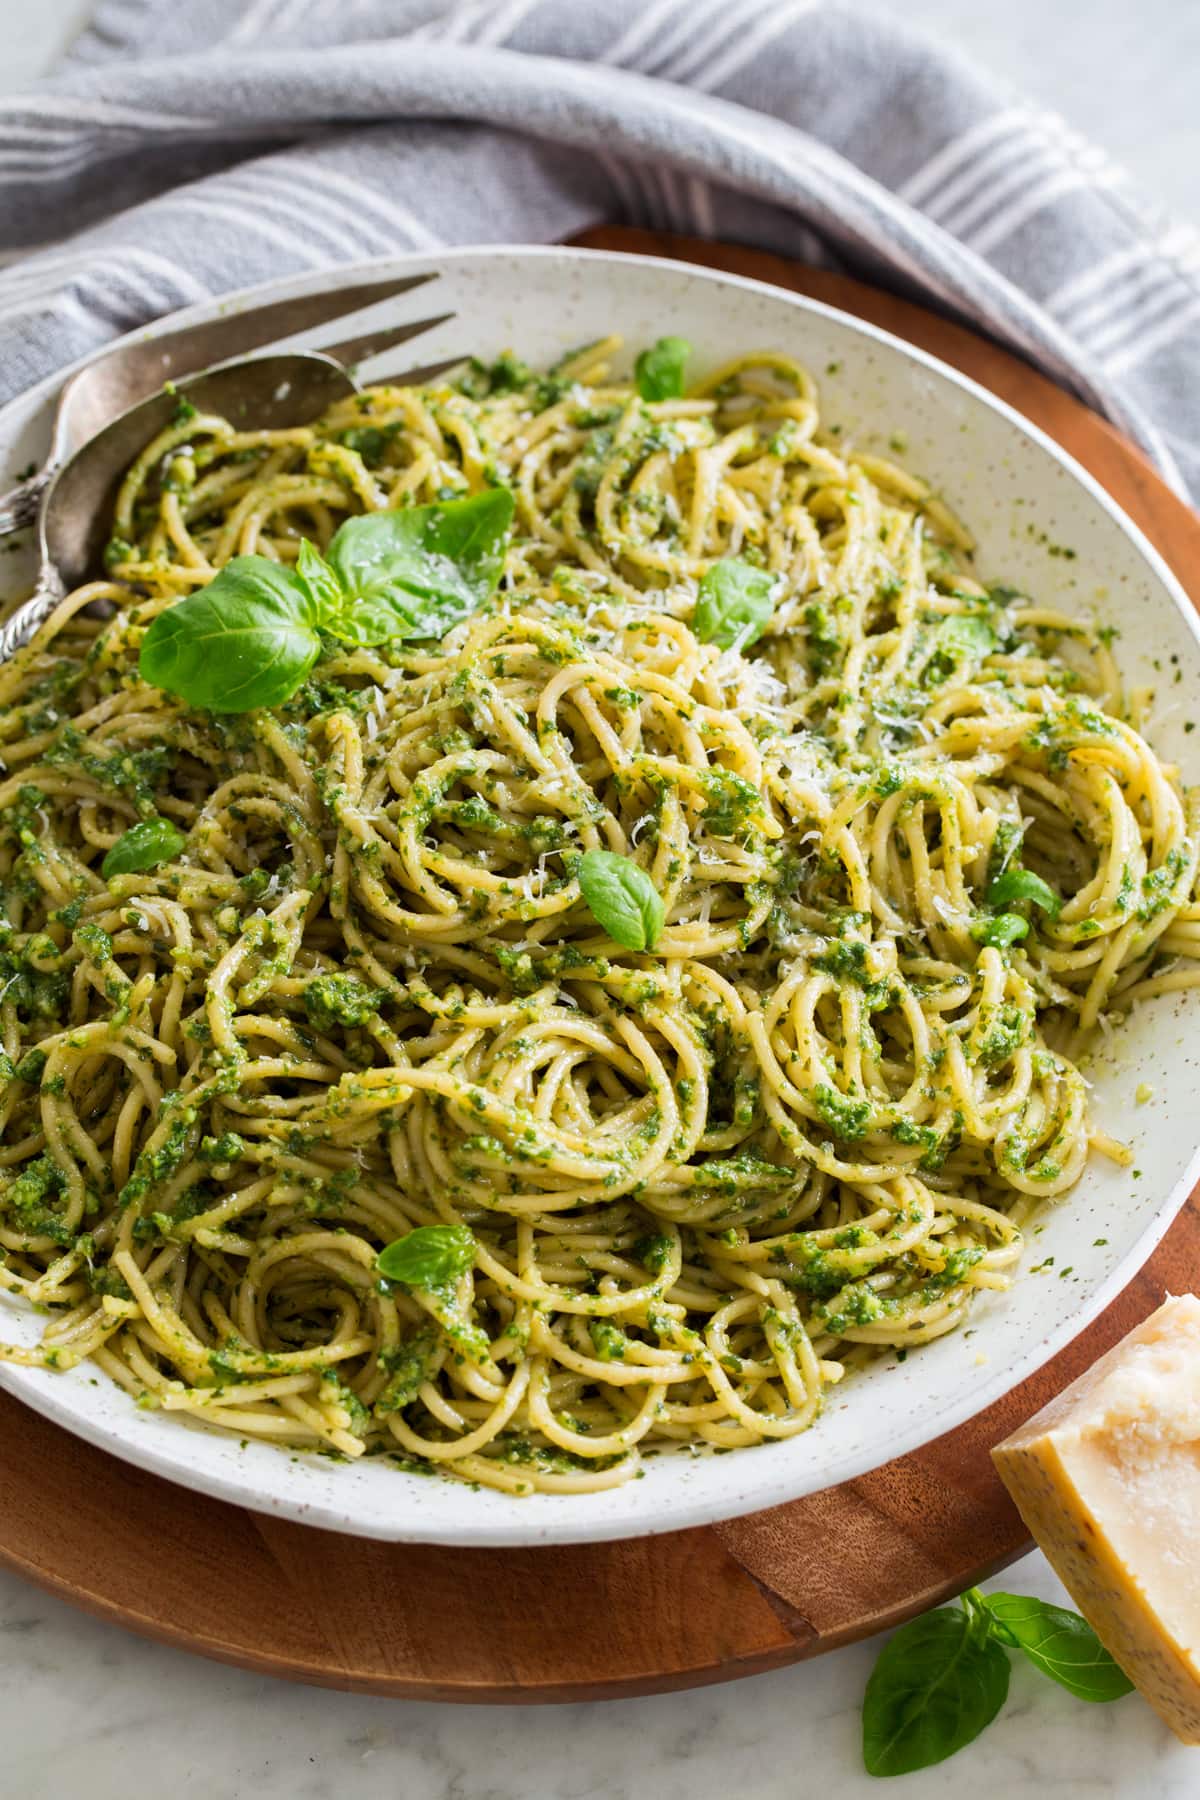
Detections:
[1, 4, 1198, 1797]
[2, 1552, 1197, 1800]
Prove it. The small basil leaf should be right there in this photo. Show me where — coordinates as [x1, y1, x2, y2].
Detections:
[377, 1224, 476, 1289]
[324, 489, 514, 644]
[862, 1606, 1011, 1777]
[138, 558, 322, 713]
[938, 614, 996, 658]
[634, 336, 691, 403]
[926, 613, 997, 684]
[970, 912, 1029, 948]
[577, 849, 665, 952]
[101, 816, 186, 879]
[693, 558, 777, 652]
[985, 868, 1062, 918]
[296, 537, 346, 617]
[981, 1595, 1134, 1703]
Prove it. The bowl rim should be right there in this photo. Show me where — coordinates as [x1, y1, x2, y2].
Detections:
[2, 241, 1198, 1547]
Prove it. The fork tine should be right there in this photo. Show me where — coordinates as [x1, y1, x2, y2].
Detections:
[141, 271, 443, 376]
[317, 311, 456, 370]
[357, 354, 469, 388]
[55, 271, 443, 451]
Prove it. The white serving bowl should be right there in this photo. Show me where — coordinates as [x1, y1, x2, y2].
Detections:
[1, 246, 1198, 1547]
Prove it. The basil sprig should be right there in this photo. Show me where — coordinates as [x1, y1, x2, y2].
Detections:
[577, 849, 665, 952]
[862, 1588, 1131, 1777]
[693, 557, 778, 653]
[377, 1224, 476, 1289]
[101, 816, 186, 879]
[634, 335, 691, 402]
[139, 489, 514, 713]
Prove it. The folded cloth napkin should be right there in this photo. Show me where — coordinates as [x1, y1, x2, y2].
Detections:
[3, 0, 1199, 499]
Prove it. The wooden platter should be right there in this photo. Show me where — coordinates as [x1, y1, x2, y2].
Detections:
[0, 228, 1196, 1701]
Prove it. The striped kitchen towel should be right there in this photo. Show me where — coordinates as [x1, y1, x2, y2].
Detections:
[2, 0, 1199, 499]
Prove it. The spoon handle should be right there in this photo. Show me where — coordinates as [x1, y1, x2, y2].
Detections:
[0, 566, 66, 663]
[0, 468, 50, 537]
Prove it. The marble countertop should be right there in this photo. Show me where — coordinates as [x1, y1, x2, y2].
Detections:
[1, 4, 1197, 1796]
[3, 1550, 1197, 1799]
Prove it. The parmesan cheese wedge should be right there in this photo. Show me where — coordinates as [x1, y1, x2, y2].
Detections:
[993, 1293, 1200, 1744]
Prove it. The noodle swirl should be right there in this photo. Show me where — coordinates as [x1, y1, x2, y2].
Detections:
[0, 337, 1196, 1495]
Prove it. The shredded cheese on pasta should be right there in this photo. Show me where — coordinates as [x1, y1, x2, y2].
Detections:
[1, 338, 1197, 1496]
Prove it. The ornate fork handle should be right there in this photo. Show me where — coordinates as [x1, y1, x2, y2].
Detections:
[0, 571, 66, 663]
[0, 469, 51, 537]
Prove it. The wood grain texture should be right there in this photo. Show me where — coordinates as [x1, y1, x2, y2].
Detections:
[0, 227, 1196, 1701]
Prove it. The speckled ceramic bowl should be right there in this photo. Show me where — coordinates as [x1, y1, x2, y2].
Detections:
[2, 247, 1198, 1546]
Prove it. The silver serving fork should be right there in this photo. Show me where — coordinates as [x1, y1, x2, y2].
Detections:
[0, 276, 465, 662]
[0, 271, 448, 535]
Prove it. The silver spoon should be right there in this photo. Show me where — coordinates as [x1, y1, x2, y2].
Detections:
[0, 333, 463, 663]
[0, 270, 445, 537]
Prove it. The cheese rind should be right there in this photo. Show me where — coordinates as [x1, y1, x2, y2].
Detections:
[993, 1293, 1200, 1744]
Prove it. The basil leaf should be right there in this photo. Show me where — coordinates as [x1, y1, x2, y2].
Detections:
[938, 614, 996, 658]
[323, 488, 514, 644]
[138, 558, 322, 713]
[296, 537, 345, 616]
[634, 335, 691, 403]
[577, 849, 665, 952]
[926, 613, 997, 684]
[970, 912, 1029, 948]
[377, 1224, 476, 1289]
[862, 1606, 1010, 1777]
[138, 491, 514, 714]
[101, 816, 186, 879]
[985, 868, 1062, 918]
[693, 558, 777, 653]
[981, 1595, 1133, 1703]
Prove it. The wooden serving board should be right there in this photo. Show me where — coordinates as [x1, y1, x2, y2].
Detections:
[0, 228, 1196, 1702]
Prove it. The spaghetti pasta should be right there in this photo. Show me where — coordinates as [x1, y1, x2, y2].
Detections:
[1, 337, 1197, 1496]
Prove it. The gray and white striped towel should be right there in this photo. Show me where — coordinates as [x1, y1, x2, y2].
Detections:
[4, 0, 1200, 500]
